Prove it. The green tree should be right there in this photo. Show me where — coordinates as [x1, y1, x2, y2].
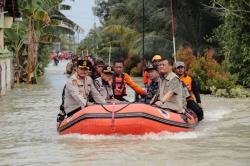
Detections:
[210, 0, 250, 87]
[5, 0, 79, 83]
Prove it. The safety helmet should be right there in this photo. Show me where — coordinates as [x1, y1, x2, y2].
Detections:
[151, 55, 162, 62]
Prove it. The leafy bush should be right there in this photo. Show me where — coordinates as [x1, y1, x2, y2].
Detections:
[229, 86, 250, 98]
[176, 46, 195, 70]
[36, 45, 52, 77]
[176, 47, 249, 97]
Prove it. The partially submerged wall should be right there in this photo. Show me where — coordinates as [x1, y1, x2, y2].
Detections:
[0, 49, 13, 95]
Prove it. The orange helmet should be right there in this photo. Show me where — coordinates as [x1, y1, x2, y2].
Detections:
[151, 55, 162, 62]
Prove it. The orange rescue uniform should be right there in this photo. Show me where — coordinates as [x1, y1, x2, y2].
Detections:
[143, 71, 151, 86]
[180, 75, 199, 102]
[113, 73, 146, 100]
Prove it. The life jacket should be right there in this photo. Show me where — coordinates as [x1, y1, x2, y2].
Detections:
[143, 71, 151, 86]
[112, 73, 127, 98]
[180, 75, 194, 101]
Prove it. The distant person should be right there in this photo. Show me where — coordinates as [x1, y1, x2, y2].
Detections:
[83, 54, 94, 72]
[66, 55, 78, 75]
[54, 55, 59, 66]
[52, 52, 60, 66]
[63, 60, 106, 117]
[112, 59, 146, 101]
[152, 58, 186, 113]
[175, 61, 204, 121]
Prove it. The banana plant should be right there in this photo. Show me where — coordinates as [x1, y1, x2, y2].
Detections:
[12, 0, 81, 83]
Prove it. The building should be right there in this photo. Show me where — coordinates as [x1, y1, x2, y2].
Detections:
[0, 0, 21, 95]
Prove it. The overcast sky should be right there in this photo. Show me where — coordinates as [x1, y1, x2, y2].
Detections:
[61, 0, 100, 42]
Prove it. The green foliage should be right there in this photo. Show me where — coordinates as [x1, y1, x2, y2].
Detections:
[192, 54, 236, 94]
[4, 0, 78, 83]
[91, 0, 219, 59]
[177, 47, 249, 97]
[210, 0, 250, 87]
[36, 44, 52, 76]
[229, 86, 250, 98]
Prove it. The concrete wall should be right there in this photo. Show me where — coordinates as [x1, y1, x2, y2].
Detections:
[0, 57, 13, 95]
[0, 11, 14, 95]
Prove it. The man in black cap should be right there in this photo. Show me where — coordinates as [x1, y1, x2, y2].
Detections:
[143, 64, 160, 104]
[94, 66, 118, 102]
[63, 60, 106, 117]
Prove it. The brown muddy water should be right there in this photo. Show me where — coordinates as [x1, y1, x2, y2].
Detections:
[0, 61, 250, 166]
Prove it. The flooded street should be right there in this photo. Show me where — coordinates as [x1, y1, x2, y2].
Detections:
[0, 61, 250, 166]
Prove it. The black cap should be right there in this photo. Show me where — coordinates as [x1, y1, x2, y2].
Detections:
[94, 59, 105, 66]
[77, 60, 89, 70]
[103, 66, 114, 74]
[145, 64, 157, 72]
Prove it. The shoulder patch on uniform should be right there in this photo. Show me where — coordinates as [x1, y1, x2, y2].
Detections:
[71, 79, 77, 86]
[94, 80, 101, 90]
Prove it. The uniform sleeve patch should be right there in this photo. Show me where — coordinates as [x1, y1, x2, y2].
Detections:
[94, 80, 101, 90]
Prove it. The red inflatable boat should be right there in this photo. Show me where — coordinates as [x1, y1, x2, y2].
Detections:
[57, 103, 198, 135]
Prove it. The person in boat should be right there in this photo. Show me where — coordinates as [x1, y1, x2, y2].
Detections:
[143, 55, 162, 87]
[66, 55, 78, 75]
[82, 54, 94, 72]
[152, 58, 186, 113]
[112, 59, 147, 101]
[94, 66, 119, 103]
[174, 61, 204, 121]
[63, 60, 106, 117]
[91, 59, 105, 80]
[143, 64, 160, 104]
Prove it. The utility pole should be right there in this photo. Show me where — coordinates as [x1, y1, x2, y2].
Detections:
[170, 0, 176, 62]
[142, 0, 145, 71]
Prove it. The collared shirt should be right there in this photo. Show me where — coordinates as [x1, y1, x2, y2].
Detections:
[158, 71, 185, 113]
[64, 73, 106, 114]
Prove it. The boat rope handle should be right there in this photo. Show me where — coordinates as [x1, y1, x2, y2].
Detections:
[183, 112, 192, 120]
[111, 103, 115, 130]
[100, 103, 130, 113]
[100, 103, 130, 131]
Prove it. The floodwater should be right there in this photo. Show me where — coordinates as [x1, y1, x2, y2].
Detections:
[0, 61, 250, 166]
